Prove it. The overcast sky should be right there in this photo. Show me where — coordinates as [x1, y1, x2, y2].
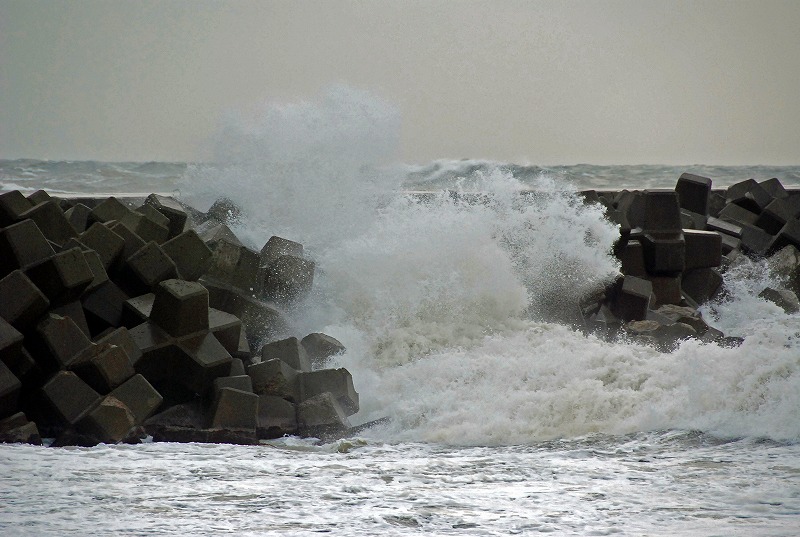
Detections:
[2, 0, 799, 165]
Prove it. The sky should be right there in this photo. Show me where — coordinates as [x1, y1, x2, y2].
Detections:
[1, 0, 799, 165]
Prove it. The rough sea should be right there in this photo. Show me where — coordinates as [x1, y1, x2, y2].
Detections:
[1, 91, 799, 535]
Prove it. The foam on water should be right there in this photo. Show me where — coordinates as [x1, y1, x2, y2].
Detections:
[181, 86, 800, 447]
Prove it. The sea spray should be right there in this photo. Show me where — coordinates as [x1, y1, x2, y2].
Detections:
[180, 86, 800, 445]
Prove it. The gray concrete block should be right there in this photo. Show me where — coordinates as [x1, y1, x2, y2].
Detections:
[641, 233, 685, 274]
[143, 194, 188, 239]
[681, 268, 723, 305]
[89, 197, 131, 224]
[162, 230, 212, 281]
[719, 202, 759, 226]
[768, 219, 800, 254]
[0, 270, 50, 330]
[0, 219, 56, 275]
[646, 275, 683, 307]
[0, 360, 21, 419]
[25, 247, 94, 304]
[150, 279, 209, 337]
[247, 358, 298, 401]
[78, 222, 125, 270]
[262, 255, 315, 306]
[229, 357, 246, 376]
[50, 300, 91, 338]
[109, 373, 163, 424]
[71, 344, 135, 394]
[611, 276, 652, 322]
[108, 221, 146, 263]
[64, 203, 92, 234]
[675, 173, 712, 215]
[121, 293, 154, 327]
[123, 241, 179, 294]
[34, 314, 92, 370]
[81, 280, 129, 334]
[205, 197, 242, 226]
[95, 327, 143, 369]
[260, 236, 304, 270]
[756, 198, 795, 236]
[174, 333, 232, 395]
[208, 387, 259, 430]
[77, 395, 136, 444]
[298, 368, 359, 415]
[0, 190, 33, 226]
[643, 189, 682, 232]
[120, 210, 170, 244]
[739, 224, 773, 258]
[257, 395, 297, 438]
[208, 308, 242, 356]
[40, 370, 101, 426]
[766, 245, 800, 295]
[261, 337, 311, 372]
[759, 287, 800, 314]
[683, 230, 722, 270]
[212, 375, 253, 394]
[726, 179, 772, 213]
[17, 200, 78, 247]
[759, 178, 789, 199]
[81, 249, 110, 292]
[297, 392, 351, 438]
[301, 333, 346, 369]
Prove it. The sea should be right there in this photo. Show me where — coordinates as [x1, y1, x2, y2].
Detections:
[1, 115, 800, 536]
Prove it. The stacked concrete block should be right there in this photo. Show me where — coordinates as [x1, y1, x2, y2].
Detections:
[0, 190, 352, 446]
[297, 392, 351, 439]
[301, 333, 346, 369]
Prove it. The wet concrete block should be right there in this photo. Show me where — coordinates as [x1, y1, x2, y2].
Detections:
[726, 179, 772, 213]
[766, 245, 800, 295]
[213, 375, 253, 394]
[298, 368, 359, 415]
[680, 209, 707, 230]
[759, 287, 800, 314]
[0, 417, 41, 445]
[257, 395, 297, 438]
[261, 337, 311, 372]
[109, 373, 163, 424]
[759, 178, 789, 199]
[89, 197, 131, 224]
[143, 194, 188, 239]
[755, 198, 794, 236]
[707, 192, 727, 218]
[120, 210, 170, 244]
[206, 238, 260, 293]
[96, 327, 143, 368]
[247, 358, 299, 401]
[301, 333, 346, 369]
[0, 360, 22, 418]
[34, 314, 92, 371]
[81, 280, 129, 335]
[675, 173, 712, 215]
[739, 224, 773, 258]
[128, 321, 176, 384]
[108, 221, 146, 263]
[0, 270, 50, 330]
[150, 279, 209, 337]
[136, 203, 172, 229]
[208, 308, 242, 356]
[681, 268, 723, 305]
[0, 190, 33, 226]
[768, 219, 800, 254]
[40, 371, 101, 426]
[643, 190, 682, 232]
[229, 357, 246, 377]
[641, 233, 685, 274]
[64, 203, 92, 234]
[27, 190, 51, 205]
[646, 275, 683, 307]
[81, 249, 110, 292]
[260, 236, 304, 272]
[610, 276, 652, 322]
[79, 222, 125, 270]
[683, 230, 722, 270]
[1, 346, 39, 388]
[17, 200, 78, 247]
[202, 278, 287, 348]
[174, 333, 232, 395]
[297, 392, 351, 438]
[706, 217, 743, 238]
[77, 395, 136, 444]
[50, 300, 91, 338]
[618, 239, 646, 277]
[0, 317, 24, 366]
[262, 255, 315, 306]
[195, 221, 242, 245]
[205, 197, 242, 226]
[25, 247, 94, 304]
[208, 387, 259, 430]
[162, 230, 212, 281]
[623, 320, 697, 352]
[719, 203, 759, 226]
[123, 241, 179, 294]
[121, 293, 154, 328]
[71, 344, 135, 394]
[0, 219, 56, 275]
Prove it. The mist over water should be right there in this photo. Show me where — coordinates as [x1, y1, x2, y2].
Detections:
[180, 87, 800, 446]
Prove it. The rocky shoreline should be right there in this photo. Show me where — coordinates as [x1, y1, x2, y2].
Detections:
[2, 173, 800, 447]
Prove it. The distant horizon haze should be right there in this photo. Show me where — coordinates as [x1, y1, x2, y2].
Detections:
[2, 1, 799, 166]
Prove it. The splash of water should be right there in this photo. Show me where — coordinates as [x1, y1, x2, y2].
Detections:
[183, 86, 800, 445]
